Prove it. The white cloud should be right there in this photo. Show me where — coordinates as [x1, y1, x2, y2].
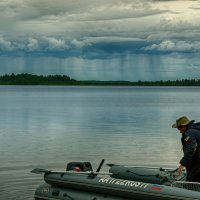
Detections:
[144, 40, 200, 52]
[43, 36, 68, 50]
[70, 39, 85, 48]
[71, 36, 145, 48]
[0, 36, 13, 51]
[27, 37, 39, 51]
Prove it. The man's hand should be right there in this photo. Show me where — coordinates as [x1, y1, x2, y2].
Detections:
[178, 164, 184, 175]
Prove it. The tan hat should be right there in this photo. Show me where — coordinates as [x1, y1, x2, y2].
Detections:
[172, 116, 194, 128]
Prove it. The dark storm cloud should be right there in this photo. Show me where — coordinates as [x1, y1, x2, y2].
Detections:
[0, 35, 147, 58]
[1, 0, 200, 58]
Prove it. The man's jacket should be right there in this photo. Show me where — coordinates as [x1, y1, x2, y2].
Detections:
[180, 122, 200, 178]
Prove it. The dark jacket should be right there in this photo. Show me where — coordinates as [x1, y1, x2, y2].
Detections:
[180, 122, 200, 179]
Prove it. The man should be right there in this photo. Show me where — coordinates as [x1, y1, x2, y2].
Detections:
[172, 116, 200, 182]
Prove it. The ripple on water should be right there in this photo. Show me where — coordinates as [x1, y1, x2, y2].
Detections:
[0, 169, 43, 200]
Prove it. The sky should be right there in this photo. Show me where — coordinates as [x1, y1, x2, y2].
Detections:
[0, 0, 200, 81]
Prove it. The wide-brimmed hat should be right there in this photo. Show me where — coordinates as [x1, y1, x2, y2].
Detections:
[172, 116, 194, 128]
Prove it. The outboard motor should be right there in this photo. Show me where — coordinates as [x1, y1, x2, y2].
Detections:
[66, 161, 93, 172]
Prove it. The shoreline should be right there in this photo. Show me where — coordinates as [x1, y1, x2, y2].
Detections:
[0, 73, 200, 86]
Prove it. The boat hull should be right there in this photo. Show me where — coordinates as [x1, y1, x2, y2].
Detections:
[43, 172, 200, 200]
[35, 183, 126, 200]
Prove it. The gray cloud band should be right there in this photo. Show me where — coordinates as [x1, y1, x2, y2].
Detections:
[0, 0, 200, 58]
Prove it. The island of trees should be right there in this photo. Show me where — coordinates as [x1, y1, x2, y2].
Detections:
[0, 73, 200, 86]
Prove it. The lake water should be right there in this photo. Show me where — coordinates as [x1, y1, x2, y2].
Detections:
[0, 86, 200, 199]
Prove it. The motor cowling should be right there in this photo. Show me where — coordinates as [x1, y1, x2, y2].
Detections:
[66, 161, 93, 172]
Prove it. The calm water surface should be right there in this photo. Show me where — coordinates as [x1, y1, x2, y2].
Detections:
[0, 86, 200, 199]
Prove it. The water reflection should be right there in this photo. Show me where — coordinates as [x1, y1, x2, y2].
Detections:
[0, 86, 200, 199]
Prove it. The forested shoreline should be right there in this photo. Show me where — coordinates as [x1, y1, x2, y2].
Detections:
[0, 73, 200, 86]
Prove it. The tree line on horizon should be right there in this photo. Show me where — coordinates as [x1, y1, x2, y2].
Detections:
[0, 73, 200, 86]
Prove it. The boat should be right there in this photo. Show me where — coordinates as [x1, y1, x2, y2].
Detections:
[108, 164, 186, 185]
[32, 160, 200, 200]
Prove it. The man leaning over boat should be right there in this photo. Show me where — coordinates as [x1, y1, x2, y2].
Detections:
[172, 116, 200, 182]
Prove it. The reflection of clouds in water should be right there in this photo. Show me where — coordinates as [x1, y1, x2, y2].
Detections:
[1, 87, 200, 168]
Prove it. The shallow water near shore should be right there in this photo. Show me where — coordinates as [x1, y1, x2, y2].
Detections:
[0, 86, 200, 199]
